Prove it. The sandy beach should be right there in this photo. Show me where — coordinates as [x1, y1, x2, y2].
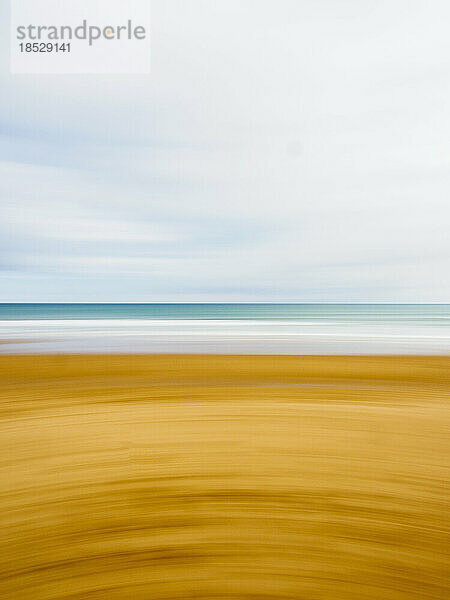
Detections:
[1, 354, 449, 599]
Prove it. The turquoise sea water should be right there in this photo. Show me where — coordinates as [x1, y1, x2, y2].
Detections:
[1, 304, 449, 354]
[1, 303, 450, 321]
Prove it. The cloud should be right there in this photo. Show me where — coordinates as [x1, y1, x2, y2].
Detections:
[1, 0, 450, 301]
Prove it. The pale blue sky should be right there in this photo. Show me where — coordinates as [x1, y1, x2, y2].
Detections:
[1, 0, 450, 302]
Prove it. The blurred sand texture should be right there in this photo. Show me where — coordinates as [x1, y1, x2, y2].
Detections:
[1, 354, 449, 599]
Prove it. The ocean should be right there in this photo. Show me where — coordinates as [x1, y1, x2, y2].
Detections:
[1, 303, 450, 354]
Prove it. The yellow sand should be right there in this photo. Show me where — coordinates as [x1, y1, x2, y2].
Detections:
[0, 354, 449, 599]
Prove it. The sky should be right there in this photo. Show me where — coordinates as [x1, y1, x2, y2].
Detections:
[1, 0, 450, 302]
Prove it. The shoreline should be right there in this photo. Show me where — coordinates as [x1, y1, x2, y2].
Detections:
[2, 310, 450, 356]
